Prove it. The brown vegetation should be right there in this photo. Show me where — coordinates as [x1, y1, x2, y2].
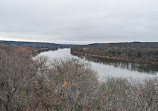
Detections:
[0, 44, 158, 111]
[71, 42, 158, 64]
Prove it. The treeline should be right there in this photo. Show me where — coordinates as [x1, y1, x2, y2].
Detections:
[81, 56, 158, 74]
[71, 42, 158, 64]
[0, 40, 73, 53]
[0, 44, 158, 111]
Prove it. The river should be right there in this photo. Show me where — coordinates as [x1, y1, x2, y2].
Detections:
[35, 48, 158, 81]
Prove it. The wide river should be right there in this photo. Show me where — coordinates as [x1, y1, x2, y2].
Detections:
[36, 48, 158, 81]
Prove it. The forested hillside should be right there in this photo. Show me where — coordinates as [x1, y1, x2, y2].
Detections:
[71, 42, 158, 64]
[0, 43, 158, 111]
[0, 40, 73, 53]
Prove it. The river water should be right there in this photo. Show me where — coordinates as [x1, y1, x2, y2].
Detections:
[36, 48, 158, 81]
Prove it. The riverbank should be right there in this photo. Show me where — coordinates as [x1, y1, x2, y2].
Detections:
[71, 51, 158, 65]
[71, 42, 158, 65]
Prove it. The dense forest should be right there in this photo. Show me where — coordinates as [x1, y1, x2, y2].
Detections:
[0, 40, 73, 53]
[71, 42, 158, 64]
[0, 43, 158, 111]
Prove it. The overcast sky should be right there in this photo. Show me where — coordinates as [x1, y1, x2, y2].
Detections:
[0, 0, 158, 44]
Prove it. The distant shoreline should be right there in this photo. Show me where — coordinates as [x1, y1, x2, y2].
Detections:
[72, 52, 158, 65]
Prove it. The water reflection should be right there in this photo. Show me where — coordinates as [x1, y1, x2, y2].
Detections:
[36, 48, 158, 80]
[74, 55, 158, 75]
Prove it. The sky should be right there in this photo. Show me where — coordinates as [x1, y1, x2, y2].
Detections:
[0, 0, 158, 44]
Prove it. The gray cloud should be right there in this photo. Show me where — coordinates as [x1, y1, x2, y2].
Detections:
[0, 0, 158, 44]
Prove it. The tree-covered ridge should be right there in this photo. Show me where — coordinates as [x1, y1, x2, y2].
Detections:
[0, 40, 73, 53]
[71, 42, 158, 64]
[0, 44, 158, 111]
